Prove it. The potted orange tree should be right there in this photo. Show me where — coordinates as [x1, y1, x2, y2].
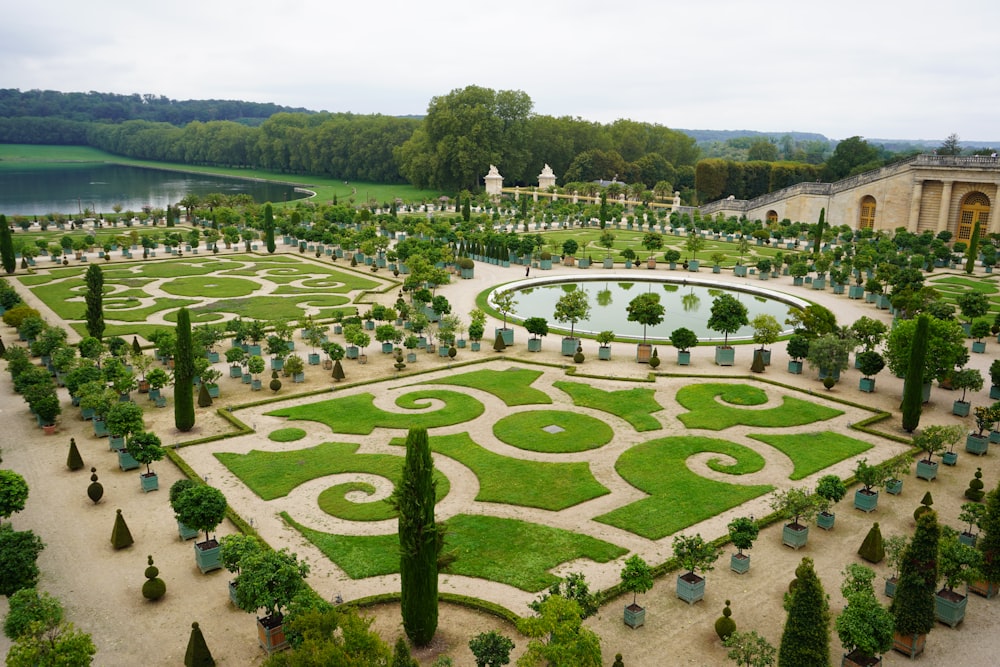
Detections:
[620, 555, 653, 628]
[673, 533, 718, 604]
[173, 484, 228, 574]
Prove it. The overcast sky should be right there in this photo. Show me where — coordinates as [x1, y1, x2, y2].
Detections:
[4, 0, 998, 142]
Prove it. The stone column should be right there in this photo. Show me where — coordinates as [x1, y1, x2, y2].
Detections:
[908, 179, 923, 232]
[937, 180, 953, 233]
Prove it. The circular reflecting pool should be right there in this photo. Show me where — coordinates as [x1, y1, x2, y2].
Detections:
[492, 275, 807, 342]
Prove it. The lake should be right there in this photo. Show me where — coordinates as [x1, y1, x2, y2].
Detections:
[0, 163, 308, 216]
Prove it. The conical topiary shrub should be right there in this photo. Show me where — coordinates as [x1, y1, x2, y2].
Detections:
[142, 554, 166, 600]
[184, 621, 216, 667]
[966, 468, 986, 502]
[493, 331, 506, 352]
[858, 522, 885, 563]
[715, 599, 736, 640]
[648, 347, 660, 369]
[66, 437, 84, 471]
[332, 359, 345, 381]
[197, 382, 212, 408]
[111, 509, 134, 549]
[87, 467, 104, 504]
[914, 491, 934, 521]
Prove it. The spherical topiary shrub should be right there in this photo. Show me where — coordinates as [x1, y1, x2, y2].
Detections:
[823, 375, 836, 390]
[966, 467, 986, 501]
[914, 491, 934, 521]
[715, 599, 736, 640]
[612, 654, 624, 667]
[269, 370, 282, 393]
[573, 344, 584, 364]
[87, 468, 104, 504]
[142, 554, 166, 600]
[267, 428, 307, 443]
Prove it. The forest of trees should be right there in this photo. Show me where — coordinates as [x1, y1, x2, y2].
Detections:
[0, 87, 980, 205]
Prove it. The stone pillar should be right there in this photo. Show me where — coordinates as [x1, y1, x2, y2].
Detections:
[532, 188, 538, 202]
[937, 180, 954, 233]
[908, 179, 923, 232]
[483, 165, 503, 197]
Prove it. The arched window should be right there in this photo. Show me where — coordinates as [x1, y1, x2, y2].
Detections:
[766, 210, 778, 224]
[858, 196, 876, 229]
[957, 192, 991, 240]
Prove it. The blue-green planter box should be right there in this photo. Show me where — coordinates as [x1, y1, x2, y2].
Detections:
[782, 524, 809, 549]
[991, 385, 1000, 400]
[177, 520, 199, 541]
[251, 379, 262, 391]
[561, 338, 578, 356]
[973, 341, 987, 353]
[242, 373, 252, 384]
[207, 385, 220, 398]
[966, 434, 989, 455]
[816, 512, 835, 530]
[934, 590, 967, 627]
[715, 346, 735, 366]
[109, 434, 125, 452]
[271, 358, 284, 371]
[885, 479, 903, 495]
[916, 460, 938, 480]
[848, 285, 865, 299]
[118, 449, 140, 471]
[81, 406, 95, 420]
[943, 451, 958, 466]
[787, 360, 803, 374]
[885, 577, 898, 598]
[438, 346, 450, 358]
[733, 265, 748, 277]
[676, 573, 705, 604]
[677, 351, 691, 366]
[195, 541, 222, 574]
[230, 365, 243, 378]
[604, 258, 614, 269]
[953, 400, 970, 417]
[959, 531, 977, 547]
[598, 347, 611, 360]
[991, 430, 1000, 444]
[854, 489, 879, 511]
[497, 328, 514, 346]
[859, 378, 876, 393]
[623, 604, 645, 628]
[527, 338, 542, 352]
[308, 353, 321, 365]
[140, 472, 159, 492]
[730, 553, 750, 574]
[206, 351, 220, 363]
[381, 342, 394, 354]
[93, 419, 109, 437]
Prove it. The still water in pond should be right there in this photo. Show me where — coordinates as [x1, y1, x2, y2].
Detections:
[506, 278, 800, 341]
[0, 163, 307, 216]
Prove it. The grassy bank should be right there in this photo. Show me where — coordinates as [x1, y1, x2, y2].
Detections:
[0, 144, 442, 206]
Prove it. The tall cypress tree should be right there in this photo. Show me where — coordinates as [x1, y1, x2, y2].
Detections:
[901, 314, 929, 432]
[0, 214, 15, 274]
[84, 264, 105, 340]
[966, 220, 981, 274]
[813, 208, 825, 258]
[778, 557, 830, 666]
[891, 511, 939, 641]
[263, 203, 276, 254]
[390, 427, 440, 646]
[174, 307, 195, 432]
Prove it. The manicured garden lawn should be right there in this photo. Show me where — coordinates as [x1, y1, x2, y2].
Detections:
[748, 431, 873, 480]
[281, 512, 626, 591]
[492, 410, 613, 453]
[161, 276, 261, 297]
[553, 381, 663, 431]
[676, 383, 843, 430]
[426, 368, 551, 406]
[268, 427, 307, 442]
[596, 436, 773, 539]
[391, 433, 609, 511]
[266, 390, 485, 435]
[317, 482, 395, 521]
[214, 440, 449, 503]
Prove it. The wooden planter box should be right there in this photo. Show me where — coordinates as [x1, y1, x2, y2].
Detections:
[715, 346, 735, 366]
[970, 580, 999, 598]
[636, 343, 652, 363]
[854, 489, 879, 512]
[934, 589, 967, 627]
[623, 603, 645, 628]
[257, 614, 288, 654]
[892, 632, 925, 658]
[782, 523, 809, 549]
[966, 433, 989, 455]
[915, 459, 938, 481]
[194, 540, 222, 574]
[730, 553, 750, 574]
[676, 572, 705, 604]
